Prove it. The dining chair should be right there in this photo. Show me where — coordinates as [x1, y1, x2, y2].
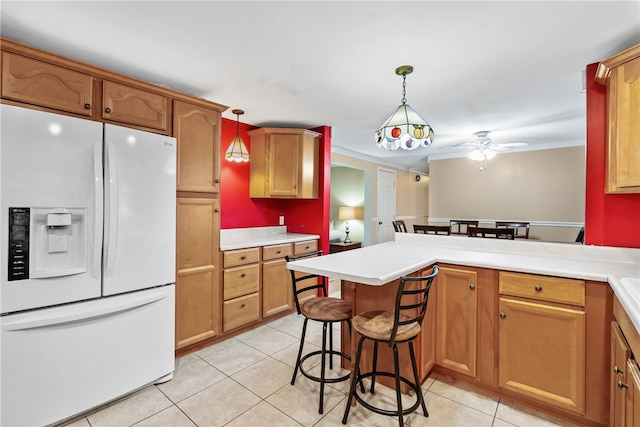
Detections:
[449, 220, 479, 235]
[342, 266, 439, 427]
[285, 250, 353, 414]
[495, 221, 530, 239]
[468, 226, 515, 239]
[392, 220, 407, 233]
[413, 224, 450, 235]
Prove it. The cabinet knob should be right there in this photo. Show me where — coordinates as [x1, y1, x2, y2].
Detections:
[241, 255, 246, 260]
[499, 312, 506, 319]
[469, 284, 476, 290]
[534, 285, 543, 292]
[214, 208, 220, 213]
[241, 303, 246, 309]
[617, 380, 628, 389]
[84, 103, 91, 109]
[276, 250, 281, 254]
[614, 365, 624, 375]
[105, 107, 112, 114]
[241, 273, 246, 278]
[215, 178, 221, 183]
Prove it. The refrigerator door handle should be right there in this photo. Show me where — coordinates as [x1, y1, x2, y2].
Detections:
[92, 138, 103, 278]
[1, 288, 170, 331]
[104, 141, 118, 277]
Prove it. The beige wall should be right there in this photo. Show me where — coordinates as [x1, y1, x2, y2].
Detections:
[331, 153, 429, 244]
[428, 146, 585, 242]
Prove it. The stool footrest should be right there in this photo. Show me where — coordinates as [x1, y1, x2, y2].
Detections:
[299, 350, 351, 384]
[353, 372, 421, 417]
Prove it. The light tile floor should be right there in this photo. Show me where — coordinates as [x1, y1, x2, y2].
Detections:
[65, 312, 577, 427]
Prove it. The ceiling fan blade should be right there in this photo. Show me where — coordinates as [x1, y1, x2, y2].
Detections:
[489, 141, 528, 149]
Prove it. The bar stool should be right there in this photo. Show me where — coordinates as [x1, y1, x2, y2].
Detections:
[286, 251, 353, 414]
[342, 265, 439, 427]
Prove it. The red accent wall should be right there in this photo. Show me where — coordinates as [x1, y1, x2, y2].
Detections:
[585, 62, 640, 248]
[220, 119, 330, 254]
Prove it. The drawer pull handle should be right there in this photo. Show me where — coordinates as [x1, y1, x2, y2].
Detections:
[84, 103, 91, 109]
[617, 380, 628, 389]
[469, 284, 475, 290]
[276, 250, 281, 254]
[305, 246, 310, 250]
[534, 285, 542, 292]
[105, 107, 112, 114]
[241, 273, 246, 278]
[499, 312, 506, 319]
[241, 303, 246, 308]
[241, 255, 246, 260]
[614, 365, 624, 375]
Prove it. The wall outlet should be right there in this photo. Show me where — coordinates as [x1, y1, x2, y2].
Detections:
[279, 216, 285, 225]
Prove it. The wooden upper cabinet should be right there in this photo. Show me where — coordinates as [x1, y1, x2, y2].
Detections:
[173, 100, 221, 193]
[102, 80, 168, 132]
[596, 43, 640, 194]
[1, 51, 93, 116]
[248, 128, 320, 199]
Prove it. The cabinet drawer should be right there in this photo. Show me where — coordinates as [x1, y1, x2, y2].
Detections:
[263, 243, 292, 261]
[223, 293, 259, 332]
[499, 272, 585, 306]
[2, 52, 94, 116]
[224, 264, 259, 300]
[294, 240, 318, 255]
[102, 80, 168, 131]
[223, 247, 260, 267]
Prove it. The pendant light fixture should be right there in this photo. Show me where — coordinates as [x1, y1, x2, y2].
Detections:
[375, 65, 434, 151]
[225, 109, 250, 163]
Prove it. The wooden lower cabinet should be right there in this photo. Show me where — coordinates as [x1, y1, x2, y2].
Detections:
[222, 248, 260, 332]
[436, 266, 478, 378]
[262, 243, 293, 318]
[498, 297, 585, 413]
[625, 359, 640, 427]
[175, 198, 220, 350]
[611, 321, 631, 427]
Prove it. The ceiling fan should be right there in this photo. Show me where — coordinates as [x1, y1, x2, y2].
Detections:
[440, 131, 528, 170]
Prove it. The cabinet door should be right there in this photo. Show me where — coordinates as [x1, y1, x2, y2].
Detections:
[605, 52, 640, 193]
[611, 321, 631, 427]
[498, 298, 585, 414]
[262, 259, 293, 318]
[420, 280, 437, 378]
[626, 359, 640, 427]
[175, 198, 220, 349]
[269, 133, 300, 197]
[173, 100, 221, 193]
[102, 80, 168, 132]
[436, 266, 478, 377]
[1, 51, 93, 116]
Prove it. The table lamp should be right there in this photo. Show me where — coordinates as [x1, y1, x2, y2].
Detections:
[338, 206, 356, 244]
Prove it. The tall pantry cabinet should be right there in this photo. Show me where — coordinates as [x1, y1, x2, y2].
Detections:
[174, 101, 225, 350]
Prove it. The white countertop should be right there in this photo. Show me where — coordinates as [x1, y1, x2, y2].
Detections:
[287, 233, 640, 333]
[220, 226, 319, 251]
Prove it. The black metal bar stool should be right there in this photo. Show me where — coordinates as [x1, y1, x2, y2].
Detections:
[342, 265, 438, 427]
[286, 250, 353, 414]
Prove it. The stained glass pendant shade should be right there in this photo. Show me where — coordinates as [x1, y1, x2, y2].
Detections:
[225, 109, 250, 162]
[375, 65, 434, 151]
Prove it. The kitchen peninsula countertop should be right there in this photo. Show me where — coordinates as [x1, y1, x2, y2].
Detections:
[220, 226, 319, 251]
[287, 233, 640, 333]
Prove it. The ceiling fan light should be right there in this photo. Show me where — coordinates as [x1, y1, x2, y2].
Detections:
[468, 148, 485, 161]
[484, 149, 497, 159]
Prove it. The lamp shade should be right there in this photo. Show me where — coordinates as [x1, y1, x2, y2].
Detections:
[338, 206, 356, 221]
[225, 136, 250, 162]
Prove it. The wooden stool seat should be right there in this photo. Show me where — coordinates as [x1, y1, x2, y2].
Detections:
[352, 311, 421, 342]
[301, 297, 352, 322]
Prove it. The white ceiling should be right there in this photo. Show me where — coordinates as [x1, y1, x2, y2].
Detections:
[2, 1, 639, 173]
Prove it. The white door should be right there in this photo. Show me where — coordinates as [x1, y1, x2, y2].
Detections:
[0, 104, 103, 313]
[377, 168, 396, 243]
[102, 125, 176, 295]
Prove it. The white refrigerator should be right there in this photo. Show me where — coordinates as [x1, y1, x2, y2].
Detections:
[0, 104, 176, 426]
